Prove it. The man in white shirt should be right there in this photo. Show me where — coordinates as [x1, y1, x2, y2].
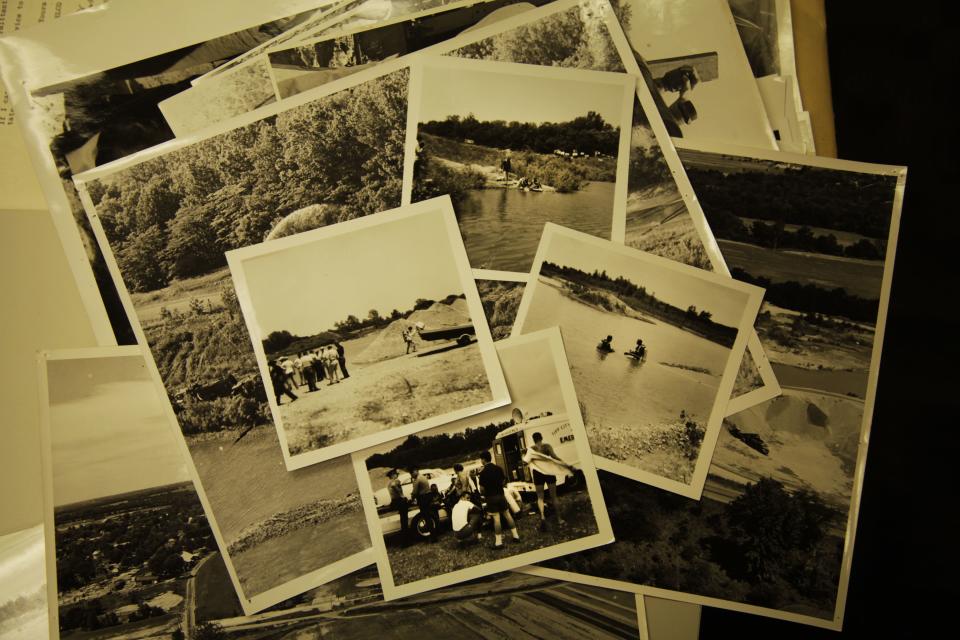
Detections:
[451, 493, 483, 545]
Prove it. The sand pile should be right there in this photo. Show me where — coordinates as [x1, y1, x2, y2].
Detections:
[354, 302, 469, 364]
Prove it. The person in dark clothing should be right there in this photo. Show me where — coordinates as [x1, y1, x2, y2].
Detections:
[386, 469, 408, 538]
[478, 451, 518, 548]
[269, 360, 297, 405]
[334, 340, 349, 379]
[410, 468, 438, 543]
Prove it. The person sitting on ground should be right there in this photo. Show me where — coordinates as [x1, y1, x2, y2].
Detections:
[451, 492, 484, 545]
[525, 432, 575, 530]
[632, 338, 646, 357]
[598, 335, 614, 352]
[478, 451, 519, 549]
[531, 177, 542, 190]
[270, 359, 297, 405]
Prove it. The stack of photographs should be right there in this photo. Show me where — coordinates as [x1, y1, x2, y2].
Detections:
[0, 0, 906, 637]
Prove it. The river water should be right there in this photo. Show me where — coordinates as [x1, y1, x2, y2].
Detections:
[771, 362, 869, 398]
[456, 182, 615, 272]
[522, 280, 730, 429]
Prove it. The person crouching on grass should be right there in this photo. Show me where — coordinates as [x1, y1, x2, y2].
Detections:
[524, 432, 575, 531]
[452, 492, 483, 545]
[478, 451, 519, 549]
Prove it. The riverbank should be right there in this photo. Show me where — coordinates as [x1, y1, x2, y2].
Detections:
[419, 133, 617, 193]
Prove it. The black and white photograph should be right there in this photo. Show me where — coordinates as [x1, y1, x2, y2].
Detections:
[33, 348, 635, 640]
[353, 329, 613, 600]
[161, 0, 503, 135]
[265, 0, 550, 99]
[0, 0, 357, 346]
[513, 225, 764, 497]
[37, 348, 375, 622]
[525, 147, 905, 630]
[614, 0, 777, 149]
[406, 56, 634, 276]
[430, 0, 782, 412]
[227, 199, 509, 469]
[476, 278, 526, 341]
[158, 58, 281, 137]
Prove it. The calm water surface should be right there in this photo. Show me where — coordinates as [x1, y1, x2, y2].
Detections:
[523, 280, 730, 427]
[457, 182, 615, 272]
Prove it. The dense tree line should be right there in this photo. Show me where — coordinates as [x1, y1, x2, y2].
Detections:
[87, 69, 409, 293]
[706, 209, 886, 260]
[453, 3, 628, 74]
[541, 261, 739, 346]
[420, 111, 620, 157]
[366, 420, 513, 470]
[680, 153, 897, 239]
[731, 267, 879, 323]
[544, 471, 843, 616]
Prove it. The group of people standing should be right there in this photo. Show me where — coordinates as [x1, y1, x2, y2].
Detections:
[384, 431, 574, 550]
[269, 341, 350, 405]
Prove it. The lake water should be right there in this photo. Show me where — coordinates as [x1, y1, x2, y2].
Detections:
[772, 362, 869, 398]
[522, 280, 731, 429]
[457, 182, 615, 272]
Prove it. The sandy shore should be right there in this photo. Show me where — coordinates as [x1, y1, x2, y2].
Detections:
[281, 343, 493, 455]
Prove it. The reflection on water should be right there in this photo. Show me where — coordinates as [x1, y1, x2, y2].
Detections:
[523, 280, 730, 428]
[457, 182, 615, 272]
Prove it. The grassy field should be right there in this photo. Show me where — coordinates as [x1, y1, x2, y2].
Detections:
[718, 239, 883, 300]
[194, 553, 244, 622]
[132, 267, 232, 327]
[281, 343, 494, 455]
[385, 491, 600, 586]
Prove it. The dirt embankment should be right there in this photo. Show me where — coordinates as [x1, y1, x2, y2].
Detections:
[354, 301, 470, 364]
[227, 495, 363, 556]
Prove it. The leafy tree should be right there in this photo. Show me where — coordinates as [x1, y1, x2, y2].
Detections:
[117, 225, 169, 292]
[165, 206, 223, 279]
[263, 330, 296, 354]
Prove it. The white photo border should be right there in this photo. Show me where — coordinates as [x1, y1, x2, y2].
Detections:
[511, 223, 764, 499]
[226, 196, 511, 470]
[35, 346, 376, 618]
[352, 327, 615, 600]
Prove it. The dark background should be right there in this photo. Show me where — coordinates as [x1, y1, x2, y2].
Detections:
[700, 3, 958, 638]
